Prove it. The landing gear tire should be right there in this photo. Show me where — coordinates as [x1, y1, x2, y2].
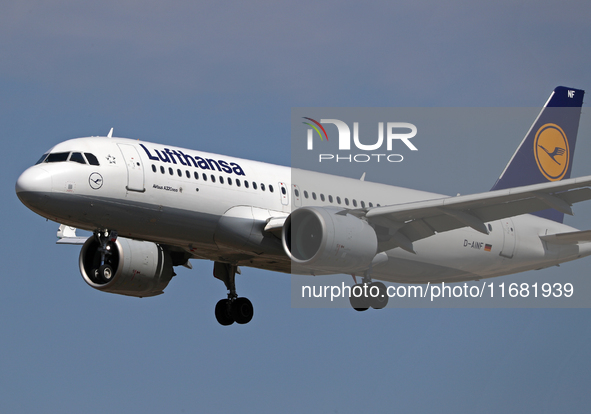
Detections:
[98, 264, 114, 284]
[213, 262, 254, 326]
[215, 299, 235, 326]
[232, 297, 254, 324]
[214, 298, 253, 326]
[350, 283, 370, 311]
[369, 281, 388, 309]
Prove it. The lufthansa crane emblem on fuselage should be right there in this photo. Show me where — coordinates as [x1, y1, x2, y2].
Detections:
[89, 172, 103, 190]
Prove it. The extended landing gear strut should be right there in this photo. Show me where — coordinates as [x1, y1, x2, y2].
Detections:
[213, 262, 254, 326]
[93, 229, 118, 284]
[349, 271, 388, 312]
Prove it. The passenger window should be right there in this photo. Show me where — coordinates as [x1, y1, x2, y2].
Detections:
[169, 168, 174, 175]
[369, 202, 373, 207]
[344, 198, 349, 206]
[361, 201, 365, 208]
[352, 199, 357, 207]
[253, 182, 257, 190]
[261, 183, 265, 191]
[312, 192, 317, 200]
[244, 181, 249, 188]
[45, 152, 70, 163]
[336, 196, 341, 204]
[304, 191, 308, 198]
[269, 185, 274, 192]
[320, 194, 325, 202]
[194, 171, 199, 180]
[69, 152, 86, 164]
[211, 175, 216, 183]
[85, 153, 100, 166]
[161, 166, 165, 174]
[186, 171, 190, 178]
[328, 195, 333, 203]
[294, 189, 299, 197]
[177, 169, 182, 177]
[219, 176, 224, 184]
[236, 179, 241, 187]
[202, 173, 207, 181]
[281, 187, 286, 195]
[228, 177, 232, 185]
[152, 165, 157, 173]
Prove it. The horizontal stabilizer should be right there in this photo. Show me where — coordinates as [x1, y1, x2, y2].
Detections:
[540, 230, 591, 245]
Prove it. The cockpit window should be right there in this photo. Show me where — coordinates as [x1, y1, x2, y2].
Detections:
[85, 153, 100, 166]
[69, 152, 86, 164]
[45, 152, 70, 163]
[41, 151, 100, 166]
[35, 153, 49, 165]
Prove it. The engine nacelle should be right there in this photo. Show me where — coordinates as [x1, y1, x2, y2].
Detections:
[79, 236, 174, 298]
[282, 207, 379, 274]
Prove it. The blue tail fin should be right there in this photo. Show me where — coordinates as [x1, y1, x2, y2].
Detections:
[491, 86, 585, 223]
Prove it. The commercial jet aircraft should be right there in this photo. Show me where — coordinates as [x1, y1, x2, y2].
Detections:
[15, 86, 591, 326]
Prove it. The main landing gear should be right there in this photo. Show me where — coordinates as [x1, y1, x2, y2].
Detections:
[349, 271, 388, 311]
[93, 229, 118, 284]
[213, 262, 254, 326]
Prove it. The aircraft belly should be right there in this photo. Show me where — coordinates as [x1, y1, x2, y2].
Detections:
[371, 257, 479, 283]
[33, 190, 290, 268]
[35, 191, 220, 246]
[377, 224, 509, 283]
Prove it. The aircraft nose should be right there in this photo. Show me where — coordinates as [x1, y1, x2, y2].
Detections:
[15, 166, 52, 208]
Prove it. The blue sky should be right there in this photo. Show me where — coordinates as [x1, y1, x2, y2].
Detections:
[2, 1, 591, 412]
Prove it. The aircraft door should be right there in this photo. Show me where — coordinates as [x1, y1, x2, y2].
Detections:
[292, 184, 302, 207]
[279, 182, 289, 206]
[118, 144, 145, 192]
[499, 218, 516, 258]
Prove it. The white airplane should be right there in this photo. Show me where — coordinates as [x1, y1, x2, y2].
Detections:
[15, 86, 591, 326]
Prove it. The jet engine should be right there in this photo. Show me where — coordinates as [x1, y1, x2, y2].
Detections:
[282, 207, 379, 274]
[79, 236, 174, 297]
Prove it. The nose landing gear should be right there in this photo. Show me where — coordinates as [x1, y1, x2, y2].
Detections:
[213, 262, 254, 326]
[93, 230, 118, 284]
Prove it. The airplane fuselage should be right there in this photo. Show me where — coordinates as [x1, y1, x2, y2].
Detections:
[16, 136, 591, 284]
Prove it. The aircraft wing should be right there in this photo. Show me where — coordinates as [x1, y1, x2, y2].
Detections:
[364, 175, 591, 252]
